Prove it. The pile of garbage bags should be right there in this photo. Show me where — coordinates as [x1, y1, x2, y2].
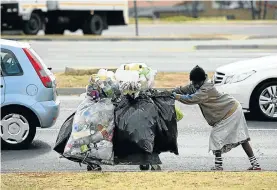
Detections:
[54, 63, 183, 166]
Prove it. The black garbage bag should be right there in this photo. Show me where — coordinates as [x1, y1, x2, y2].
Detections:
[53, 112, 75, 155]
[149, 90, 179, 155]
[113, 94, 159, 157]
[113, 91, 179, 158]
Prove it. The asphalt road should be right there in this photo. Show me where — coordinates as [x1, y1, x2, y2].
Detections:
[3, 24, 277, 37]
[1, 96, 277, 172]
[36, 24, 277, 37]
[29, 39, 277, 72]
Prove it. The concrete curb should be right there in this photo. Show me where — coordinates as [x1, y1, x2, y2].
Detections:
[195, 45, 277, 50]
[57, 88, 173, 96]
[2, 35, 277, 41]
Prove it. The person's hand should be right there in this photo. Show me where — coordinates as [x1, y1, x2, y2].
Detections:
[171, 92, 181, 100]
[171, 92, 176, 99]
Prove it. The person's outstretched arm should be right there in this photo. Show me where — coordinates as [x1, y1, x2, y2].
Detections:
[171, 84, 196, 95]
[174, 88, 209, 105]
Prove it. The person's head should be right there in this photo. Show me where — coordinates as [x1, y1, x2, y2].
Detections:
[190, 65, 207, 89]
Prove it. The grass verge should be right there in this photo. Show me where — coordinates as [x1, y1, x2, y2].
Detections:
[1, 172, 277, 190]
[55, 72, 214, 88]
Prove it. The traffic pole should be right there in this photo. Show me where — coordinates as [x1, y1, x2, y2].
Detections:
[134, 0, 139, 36]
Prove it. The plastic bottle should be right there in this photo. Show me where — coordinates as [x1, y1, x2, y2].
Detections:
[97, 69, 108, 80]
[102, 78, 114, 98]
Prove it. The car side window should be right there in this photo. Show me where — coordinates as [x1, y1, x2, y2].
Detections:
[0, 48, 23, 76]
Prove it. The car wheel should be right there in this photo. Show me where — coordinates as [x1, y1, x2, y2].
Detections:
[1, 110, 36, 149]
[251, 81, 277, 120]
[23, 12, 42, 35]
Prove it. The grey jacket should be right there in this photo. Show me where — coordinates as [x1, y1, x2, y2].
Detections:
[173, 80, 238, 126]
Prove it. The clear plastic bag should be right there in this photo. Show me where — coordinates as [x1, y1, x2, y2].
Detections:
[64, 98, 115, 164]
[115, 63, 157, 96]
[86, 70, 121, 100]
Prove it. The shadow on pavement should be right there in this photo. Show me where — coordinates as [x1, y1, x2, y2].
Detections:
[245, 113, 276, 122]
[1, 140, 52, 161]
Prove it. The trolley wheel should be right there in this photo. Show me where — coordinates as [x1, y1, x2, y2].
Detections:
[139, 164, 150, 171]
[151, 165, 161, 171]
[87, 164, 102, 171]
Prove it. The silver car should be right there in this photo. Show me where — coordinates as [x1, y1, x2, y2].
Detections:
[0, 39, 60, 149]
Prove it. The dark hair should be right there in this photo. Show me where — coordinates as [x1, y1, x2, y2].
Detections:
[190, 65, 206, 82]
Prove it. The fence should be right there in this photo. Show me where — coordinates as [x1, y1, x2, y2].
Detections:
[128, 1, 277, 20]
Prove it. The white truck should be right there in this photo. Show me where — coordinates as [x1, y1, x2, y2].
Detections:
[1, 0, 129, 35]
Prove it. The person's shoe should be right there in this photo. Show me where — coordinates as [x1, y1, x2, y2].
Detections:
[211, 166, 223, 171]
[247, 166, 261, 171]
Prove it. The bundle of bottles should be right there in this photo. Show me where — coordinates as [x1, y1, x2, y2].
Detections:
[86, 63, 158, 99]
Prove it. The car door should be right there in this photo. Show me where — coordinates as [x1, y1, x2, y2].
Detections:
[0, 51, 6, 104]
[0, 48, 24, 104]
[0, 71, 5, 104]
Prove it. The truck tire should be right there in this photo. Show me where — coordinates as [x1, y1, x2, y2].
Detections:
[83, 14, 104, 35]
[23, 12, 42, 35]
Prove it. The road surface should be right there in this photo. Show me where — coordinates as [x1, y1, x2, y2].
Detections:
[28, 39, 277, 72]
[38, 24, 277, 37]
[1, 96, 277, 172]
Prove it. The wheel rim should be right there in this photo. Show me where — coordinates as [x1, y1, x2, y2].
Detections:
[0, 114, 30, 144]
[259, 85, 277, 118]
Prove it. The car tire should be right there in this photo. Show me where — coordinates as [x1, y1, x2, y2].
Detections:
[23, 12, 42, 35]
[250, 81, 277, 121]
[1, 109, 37, 149]
[82, 14, 104, 35]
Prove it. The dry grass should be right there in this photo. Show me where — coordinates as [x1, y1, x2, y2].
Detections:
[55, 73, 92, 88]
[1, 172, 277, 190]
[55, 72, 214, 88]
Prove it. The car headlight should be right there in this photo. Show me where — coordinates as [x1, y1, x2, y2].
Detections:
[225, 70, 256, 84]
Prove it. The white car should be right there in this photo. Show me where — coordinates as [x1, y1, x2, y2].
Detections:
[213, 55, 277, 120]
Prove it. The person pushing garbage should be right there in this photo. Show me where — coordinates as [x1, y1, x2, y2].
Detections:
[172, 65, 261, 171]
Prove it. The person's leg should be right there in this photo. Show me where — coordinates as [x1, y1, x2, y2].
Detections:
[211, 150, 223, 170]
[241, 141, 261, 170]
